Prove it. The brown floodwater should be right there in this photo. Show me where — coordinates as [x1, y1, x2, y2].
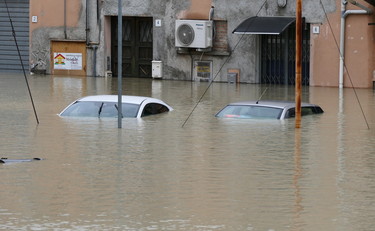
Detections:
[0, 73, 375, 230]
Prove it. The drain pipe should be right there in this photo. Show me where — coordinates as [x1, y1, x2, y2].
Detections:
[86, 0, 90, 45]
[64, 0, 67, 39]
[86, 0, 101, 77]
[339, 0, 372, 88]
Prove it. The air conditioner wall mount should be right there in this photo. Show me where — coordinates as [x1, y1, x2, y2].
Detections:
[175, 20, 213, 49]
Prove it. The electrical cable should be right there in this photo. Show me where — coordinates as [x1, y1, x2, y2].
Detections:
[319, 0, 370, 129]
[182, 0, 268, 127]
[5, 0, 39, 124]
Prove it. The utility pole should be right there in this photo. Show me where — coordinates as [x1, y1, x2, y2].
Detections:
[295, 0, 302, 129]
[117, 0, 122, 128]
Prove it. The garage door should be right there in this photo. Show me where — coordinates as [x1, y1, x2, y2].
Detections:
[0, 0, 29, 73]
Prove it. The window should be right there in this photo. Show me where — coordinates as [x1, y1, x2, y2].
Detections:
[141, 103, 170, 117]
[260, 21, 310, 85]
[285, 106, 324, 118]
[216, 105, 283, 119]
[60, 101, 141, 118]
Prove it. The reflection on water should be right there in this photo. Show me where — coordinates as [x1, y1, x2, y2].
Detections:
[0, 73, 375, 230]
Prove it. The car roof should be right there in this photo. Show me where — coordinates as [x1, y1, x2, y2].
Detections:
[227, 100, 320, 109]
[77, 95, 160, 105]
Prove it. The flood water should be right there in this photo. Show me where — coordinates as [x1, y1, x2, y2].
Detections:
[0, 73, 375, 231]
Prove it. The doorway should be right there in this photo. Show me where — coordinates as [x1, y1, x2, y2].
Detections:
[111, 17, 153, 78]
[260, 22, 310, 85]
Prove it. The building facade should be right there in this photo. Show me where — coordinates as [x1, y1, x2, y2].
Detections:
[20, 0, 374, 88]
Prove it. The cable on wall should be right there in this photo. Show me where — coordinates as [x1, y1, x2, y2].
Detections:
[319, 0, 369, 129]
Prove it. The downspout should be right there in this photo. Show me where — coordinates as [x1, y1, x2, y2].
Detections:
[93, 45, 97, 77]
[64, 0, 67, 39]
[339, 0, 372, 88]
[92, 0, 100, 77]
[86, 0, 101, 77]
[86, 0, 90, 45]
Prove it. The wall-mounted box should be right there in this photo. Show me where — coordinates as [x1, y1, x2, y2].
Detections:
[313, 26, 320, 34]
[152, 60, 162, 78]
[51, 40, 87, 76]
[227, 68, 240, 83]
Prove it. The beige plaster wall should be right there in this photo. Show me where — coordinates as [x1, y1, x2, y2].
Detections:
[311, 1, 375, 88]
[178, 0, 213, 20]
[30, 0, 81, 30]
[345, 13, 375, 88]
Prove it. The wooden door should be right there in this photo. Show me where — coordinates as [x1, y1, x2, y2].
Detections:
[51, 40, 87, 76]
[111, 17, 153, 78]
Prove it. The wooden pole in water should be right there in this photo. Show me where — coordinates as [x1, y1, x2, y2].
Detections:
[295, 0, 302, 129]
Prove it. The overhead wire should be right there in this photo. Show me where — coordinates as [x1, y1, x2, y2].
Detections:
[181, 0, 268, 127]
[319, 0, 370, 129]
[5, 0, 39, 124]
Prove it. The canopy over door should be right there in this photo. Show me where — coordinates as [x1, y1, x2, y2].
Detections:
[363, 0, 375, 6]
[232, 16, 296, 35]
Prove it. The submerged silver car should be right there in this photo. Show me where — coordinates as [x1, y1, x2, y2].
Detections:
[59, 95, 173, 118]
[215, 100, 323, 120]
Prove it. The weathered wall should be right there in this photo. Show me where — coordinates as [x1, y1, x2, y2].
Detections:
[343, 5, 375, 88]
[32, 0, 375, 88]
[310, 1, 375, 88]
[30, 0, 81, 28]
[30, 0, 86, 74]
[100, 0, 335, 83]
[178, 0, 213, 20]
[137, 0, 336, 83]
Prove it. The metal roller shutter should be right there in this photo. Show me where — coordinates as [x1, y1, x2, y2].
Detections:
[0, 0, 29, 73]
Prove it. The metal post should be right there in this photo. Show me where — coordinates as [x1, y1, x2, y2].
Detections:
[117, 0, 122, 128]
[339, 0, 346, 89]
[295, 0, 302, 128]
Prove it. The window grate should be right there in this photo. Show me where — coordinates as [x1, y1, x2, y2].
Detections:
[260, 22, 310, 85]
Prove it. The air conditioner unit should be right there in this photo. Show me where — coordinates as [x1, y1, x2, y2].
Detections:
[175, 20, 213, 49]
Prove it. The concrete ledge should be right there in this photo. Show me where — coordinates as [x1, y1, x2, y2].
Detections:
[177, 49, 231, 56]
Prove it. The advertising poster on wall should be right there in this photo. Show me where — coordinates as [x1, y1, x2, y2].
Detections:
[54, 53, 82, 70]
[194, 60, 212, 81]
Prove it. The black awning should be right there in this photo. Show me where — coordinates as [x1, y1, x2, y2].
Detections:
[232, 16, 296, 35]
[363, 0, 375, 7]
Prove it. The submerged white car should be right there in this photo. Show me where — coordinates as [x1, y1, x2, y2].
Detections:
[59, 95, 173, 118]
[215, 100, 323, 120]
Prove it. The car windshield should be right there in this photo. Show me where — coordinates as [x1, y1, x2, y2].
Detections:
[60, 101, 140, 118]
[216, 105, 283, 119]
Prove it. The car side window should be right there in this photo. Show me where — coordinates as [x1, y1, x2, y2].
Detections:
[285, 108, 295, 118]
[141, 103, 169, 117]
[302, 107, 314, 116]
[286, 108, 313, 118]
[312, 106, 324, 114]
[285, 106, 324, 118]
